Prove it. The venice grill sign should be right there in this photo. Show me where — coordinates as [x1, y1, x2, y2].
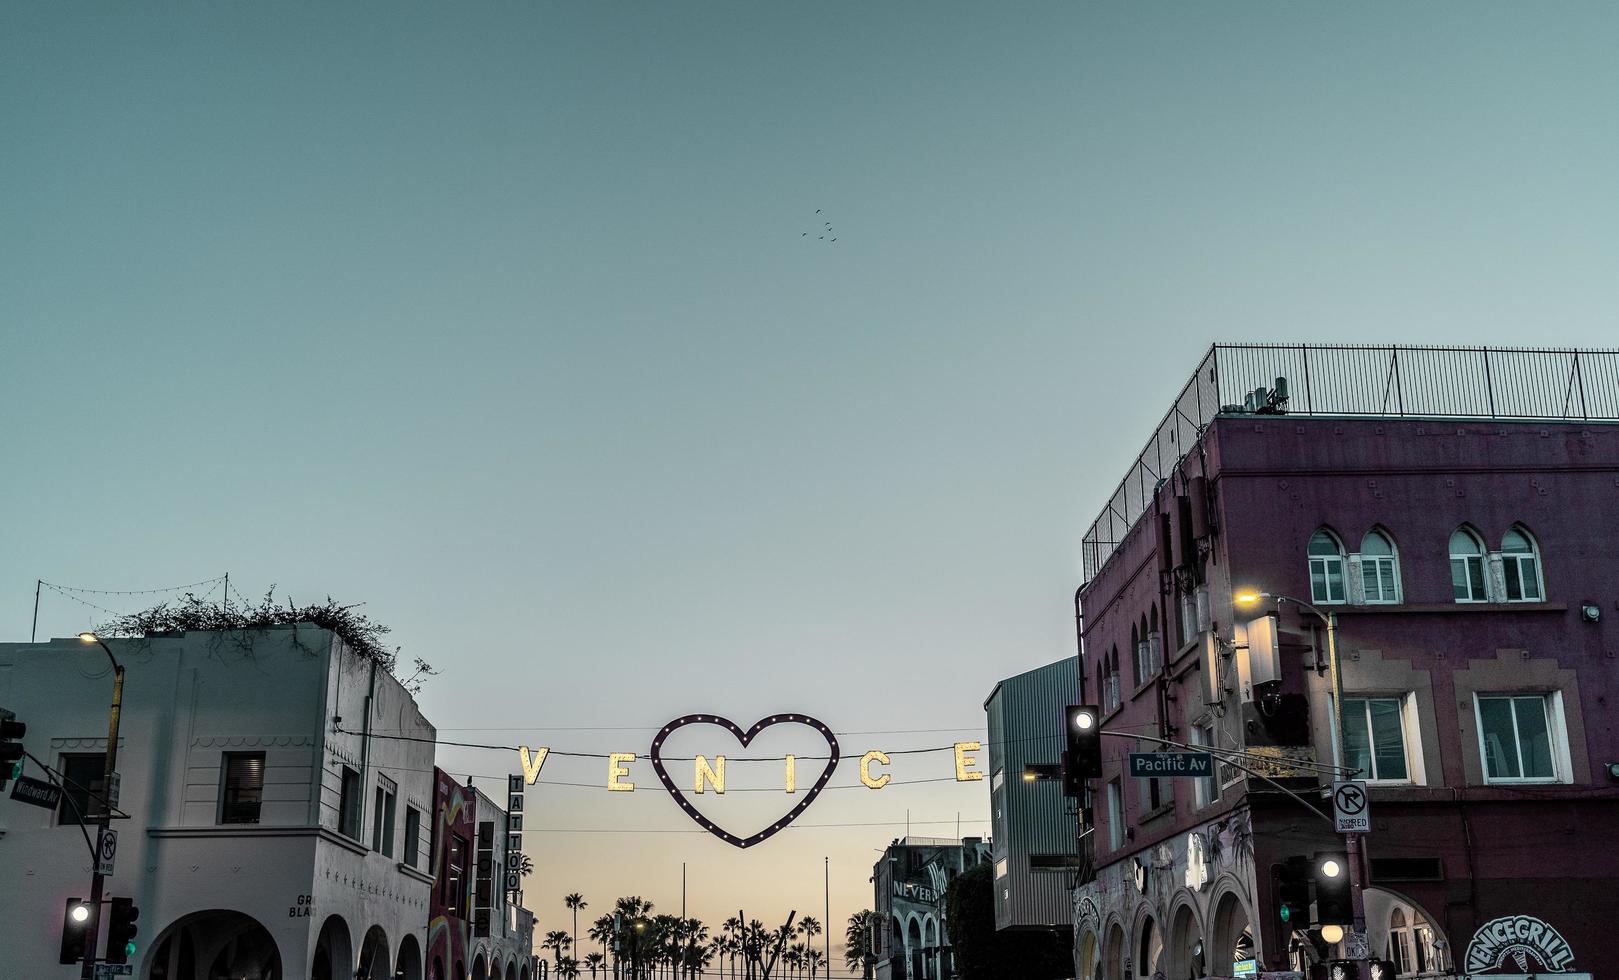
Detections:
[1464, 915, 1581, 976]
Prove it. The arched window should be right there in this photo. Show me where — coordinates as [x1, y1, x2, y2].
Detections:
[1103, 648, 1121, 713]
[1359, 529, 1401, 604]
[1308, 529, 1347, 604]
[1130, 623, 1142, 687]
[1450, 527, 1487, 602]
[1147, 607, 1162, 675]
[1502, 526, 1544, 601]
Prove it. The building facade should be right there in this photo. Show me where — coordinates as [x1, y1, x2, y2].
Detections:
[1071, 344, 1619, 980]
[468, 783, 536, 980]
[984, 659, 1081, 933]
[872, 837, 993, 980]
[0, 625, 441, 980]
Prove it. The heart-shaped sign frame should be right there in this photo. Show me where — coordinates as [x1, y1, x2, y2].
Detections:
[649, 713, 841, 849]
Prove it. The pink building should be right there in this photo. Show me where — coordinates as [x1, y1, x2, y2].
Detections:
[1072, 345, 1618, 979]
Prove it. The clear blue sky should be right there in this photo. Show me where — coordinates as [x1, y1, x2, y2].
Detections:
[5, 2, 1618, 971]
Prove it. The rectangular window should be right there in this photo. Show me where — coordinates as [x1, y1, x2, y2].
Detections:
[372, 776, 397, 856]
[1362, 557, 1398, 603]
[56, 753, 104, 826]
[446, 832, 472, 916]
[1503, 555, 1542, 601]
[403, 806, 423, 868]
[219, 752, 266, 824]
[1106, 779, 1124, 850]
[1342, 698, 1409, 782]
[1451, 556, 1487, 602]
[1310, 555, 1346, 604]
[338, 766, 362, 839]
[1477, 695, 1559, 783]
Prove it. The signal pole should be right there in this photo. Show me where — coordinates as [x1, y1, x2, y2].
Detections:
[76, 633, 125, 980]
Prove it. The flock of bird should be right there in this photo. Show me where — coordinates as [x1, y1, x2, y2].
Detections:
[803, 209, 836, 243]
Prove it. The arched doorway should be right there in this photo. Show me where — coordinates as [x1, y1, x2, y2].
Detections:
[504, 961, 518, 980]
[472, 954, 489, 980]
[359, 926, 391, 980]
[396, 934, 424, 980]
[1165, 903, 1203, 980]
[905, 917, 923, 980]
[313, 915, 354, 980]
[1135, 915, 1164, 979]
[1364, 888, 1452, 975]
[1209, 893, 1252, 977]
[1077, 929, 1100, 980]
[146, 909, 283, 980]
[923, 916, 940, 980]
[1103, 922, 1127, 980]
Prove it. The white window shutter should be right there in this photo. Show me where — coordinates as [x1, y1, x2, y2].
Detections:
[1346, 555, 1366, 605]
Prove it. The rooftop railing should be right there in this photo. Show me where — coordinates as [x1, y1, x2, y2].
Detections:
[1079, 343, 1619, 583]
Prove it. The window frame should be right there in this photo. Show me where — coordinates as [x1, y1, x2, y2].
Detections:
[1358, 529, 1401, 605]
[1340, 697, 1413, 783]
[1473, 693, 1567, 785]
[1105, 779, 1124, 850]
[56, 752, 105, 826]
[1500, 526, 1545, 603]
[218, 751, 267, 825]
[1308, 529, 1348, 606]
[1189, 723, 1220, 808]
[338, 765, 363, 840]
[1449, 527, 1489, 603]
[372, 776, 397, 857]
[403, 805, 423, 868]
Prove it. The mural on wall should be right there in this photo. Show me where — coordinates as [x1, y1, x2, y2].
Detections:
[1465, 916, 1578, 975]
[428, 773, 476, 980]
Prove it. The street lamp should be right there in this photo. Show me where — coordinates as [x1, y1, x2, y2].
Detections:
[75, 631, 126, 980]
[1232, 591, 1368, 973]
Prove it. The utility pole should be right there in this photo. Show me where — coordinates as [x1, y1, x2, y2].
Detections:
[76, 632, 125, 980]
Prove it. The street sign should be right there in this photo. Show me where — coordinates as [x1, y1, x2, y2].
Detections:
[106, 771, 121, 810]
[95, 965, 134, 978]
[1128, 752, 1213, 778]
[1332, 780, 1370, 833]
[97, 827, 118, 876]
[10, 774, 62, 810]
[1343, 930, 1370, 959]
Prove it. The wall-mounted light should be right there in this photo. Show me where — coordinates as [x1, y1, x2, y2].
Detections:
[1580, 604, 1601, 622]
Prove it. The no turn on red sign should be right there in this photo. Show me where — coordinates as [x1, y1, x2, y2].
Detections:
[1333, 780, 1370, 833]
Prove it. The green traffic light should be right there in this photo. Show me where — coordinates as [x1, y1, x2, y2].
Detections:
[125, 942, 137, 957]
[1279, 904, 1292, 922]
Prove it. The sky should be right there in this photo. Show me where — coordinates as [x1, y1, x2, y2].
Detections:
[4, 1, 1619, 973]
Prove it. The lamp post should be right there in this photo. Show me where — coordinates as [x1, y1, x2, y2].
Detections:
[1233, 593, 1368, 973]
[75, 631, 126, 980]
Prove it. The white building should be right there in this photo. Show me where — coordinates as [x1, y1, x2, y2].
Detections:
[0, 626, 439, 980]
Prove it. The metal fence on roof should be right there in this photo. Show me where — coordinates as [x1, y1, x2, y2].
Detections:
[1079, 343, 1619, 583]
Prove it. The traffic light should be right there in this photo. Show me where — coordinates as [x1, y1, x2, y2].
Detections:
[1063, 705, 1102, 795]
[0, 710, 24, 791]
[1273, 856, 1312, 940]
[107, 897, 140, 964]
[60, 898, 91, 964]
[1314, 851, 1352, 925]
[1369, 959, 1400, 980]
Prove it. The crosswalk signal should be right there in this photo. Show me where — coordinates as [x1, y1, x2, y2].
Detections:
[60, 898, 92, 964]
[107, 897, 140, 964]
[1063, 705, 1102, 795]
[1314, 851, 1353, 926]
[0, 710, 24, 791]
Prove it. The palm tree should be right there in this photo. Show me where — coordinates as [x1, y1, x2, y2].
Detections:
[614, 898, 654, 979]
[796, 918, 821, 977]
[566, 893, 589, 964]
[783, 942, 804, 979]
[585, 952, 607, 979]
[804, 948, 824, 980]
[544, 930, 574, 973]
[845, 911, 877, 980]
[559, 955, 581, 979]
[721, 917, 743, 980]
[590, 914, 615, 974]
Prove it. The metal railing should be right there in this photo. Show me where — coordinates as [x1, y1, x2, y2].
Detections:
[1080, 343, 1619, 583]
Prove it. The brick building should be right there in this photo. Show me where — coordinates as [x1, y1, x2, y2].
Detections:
[1071, 344, 1618, 979]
